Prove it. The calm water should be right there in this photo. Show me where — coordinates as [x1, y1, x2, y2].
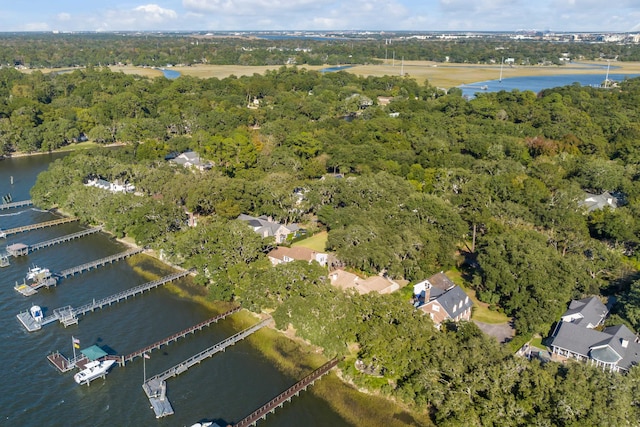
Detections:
[460, 72, 640, 97]
[0, 154, 349, 427]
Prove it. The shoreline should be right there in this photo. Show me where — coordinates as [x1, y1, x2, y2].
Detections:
[107, 233, 425, 425]
[2, 142, 126, 160]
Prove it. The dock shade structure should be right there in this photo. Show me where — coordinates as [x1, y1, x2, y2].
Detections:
[81, 345, 108, 361]
[7, 243, 28, 256]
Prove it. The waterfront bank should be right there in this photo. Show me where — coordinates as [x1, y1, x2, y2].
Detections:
[1, 150, 425, 426]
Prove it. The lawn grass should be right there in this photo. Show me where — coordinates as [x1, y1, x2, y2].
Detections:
[291, 230, 328, 252]
[530, 336, 547, 351]
[445, 268, 511, 324]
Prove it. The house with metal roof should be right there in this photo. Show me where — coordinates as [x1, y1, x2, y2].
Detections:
[549, 297, 640, 372]
[413, 272, 473, 327]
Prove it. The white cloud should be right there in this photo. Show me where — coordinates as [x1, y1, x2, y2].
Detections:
[183, 0, 321, 15]
[56, 13, 72, 22]
[134, 4, 178, 22]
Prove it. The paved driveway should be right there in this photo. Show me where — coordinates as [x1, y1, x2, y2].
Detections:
[474, 320, 515, 344]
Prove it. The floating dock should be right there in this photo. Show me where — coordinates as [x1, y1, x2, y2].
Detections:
[232, 357, 341, 427]
[0, 199, 32, 210]
[143, 318, 271, 418]
[119, 306, 240, 365]
[14, 276, 58, 297]
[19, 270, 193, 331]
[1, 217, 77, 238]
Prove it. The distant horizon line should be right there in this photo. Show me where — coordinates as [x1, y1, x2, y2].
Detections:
[0, 29, 635, 35]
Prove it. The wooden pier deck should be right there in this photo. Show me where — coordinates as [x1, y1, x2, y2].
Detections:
[232, 358, 341, 427]
[56, 247, 144, 279]
[21, 270, 193, 331]
[143, 318, 271, 418]
[1, 217, 77, 237]
[0, 199, 32, 210]
[121, 306, 240, 365]
[47, 352, 88, 373]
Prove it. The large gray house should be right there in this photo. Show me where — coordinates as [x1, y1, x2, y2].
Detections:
[549, 297, 640, 372]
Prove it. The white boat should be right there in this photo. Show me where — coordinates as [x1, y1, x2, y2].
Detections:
[29, 305, 43, 322]
[190, 423, 213, 427]
[26, 266, 51, 281]
[73, 359, 116, 385]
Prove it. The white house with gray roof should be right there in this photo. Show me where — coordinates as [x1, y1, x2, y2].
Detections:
[237, 214, 300, 244]
[550, 297, 640, 372]
[413, 272, 473, 327]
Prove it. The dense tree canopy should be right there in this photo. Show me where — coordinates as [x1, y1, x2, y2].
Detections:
[26, 64, 640, 426]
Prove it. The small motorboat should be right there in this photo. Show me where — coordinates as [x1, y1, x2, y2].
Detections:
[74, 359, 116, 385]
[30, 305, 43, 322]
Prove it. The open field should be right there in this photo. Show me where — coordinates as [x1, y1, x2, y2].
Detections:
[110, 60, 640, 88]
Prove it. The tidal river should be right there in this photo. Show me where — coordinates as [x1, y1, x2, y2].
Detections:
[0, 153, 348, 426]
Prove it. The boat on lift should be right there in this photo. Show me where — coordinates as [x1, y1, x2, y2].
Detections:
[26, 265, 51, 281]
[74, 359, 116, 385]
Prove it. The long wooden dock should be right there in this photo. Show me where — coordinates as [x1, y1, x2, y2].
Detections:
[56, 247, 144, 279]
[232, 358, 341, 427]
[23, 270, 193, 331]
[120, 306, 240, 365]
[143, 318, 271, 418]
[1, 217, 77, 237]
[0, 199, 32, 210]
[14, 248, 144, 297]
[28, 227, 102, 253]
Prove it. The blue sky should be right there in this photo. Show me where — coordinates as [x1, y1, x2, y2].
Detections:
[1, 1, 639, 32]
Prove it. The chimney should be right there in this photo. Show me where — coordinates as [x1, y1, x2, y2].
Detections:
[425, 283, 431, 302]
[621, 339, 629, 348]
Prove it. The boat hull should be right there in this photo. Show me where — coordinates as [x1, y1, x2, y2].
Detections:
[74, 360, 116, 385]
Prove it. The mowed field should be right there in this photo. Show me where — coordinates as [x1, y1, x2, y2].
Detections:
[107, 60, 640, 88]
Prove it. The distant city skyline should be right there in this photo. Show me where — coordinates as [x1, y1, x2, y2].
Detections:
[1, 1, 639, 33]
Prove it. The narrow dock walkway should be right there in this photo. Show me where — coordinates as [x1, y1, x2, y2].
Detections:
[9, 227, 103, 258]
[143, 318, 271, 418]
[121, 306, 240, 365]
[0, 199, 32, 210]
[56, 247, 143, 279]
[21, 270, 193, 331]
[28, 227, 102, 253]
[1, 217, 77, 237]
[14, 248, 144, 297]
[232, 358, 341, 427]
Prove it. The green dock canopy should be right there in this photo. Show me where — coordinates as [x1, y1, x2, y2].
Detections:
[81, 345, 107, 361]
